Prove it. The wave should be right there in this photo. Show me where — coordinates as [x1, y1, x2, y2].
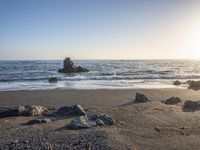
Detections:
[1, 74, 200, 82]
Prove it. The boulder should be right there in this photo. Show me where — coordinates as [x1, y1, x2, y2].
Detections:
[188, 80, 200, 90]
[183, 100, 200, 112]
[0, 105, 48, 118]
[173, 80, 182, 86]
[0, 107, 20, 118]
[57, 104, 86, 116]
[48, 77, 57, 83]
[162, 97, 182, 105]
[134, 92, 151, 103]
[67, 114, 115, 130]
[24, 105, 49, 116]
[58, 57, 89, 73]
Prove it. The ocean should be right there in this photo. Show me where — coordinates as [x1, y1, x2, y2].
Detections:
[0, 60, 200, 91]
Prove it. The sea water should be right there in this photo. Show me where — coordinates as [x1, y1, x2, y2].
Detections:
[0, 60, 200, 91]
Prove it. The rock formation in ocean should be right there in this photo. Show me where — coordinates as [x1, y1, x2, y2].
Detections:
[67, 114, 115, 129]
[48, 77, 57, 83]
[58, 57, 89, 73]
[173, 80, 182, 86]
[134, 92, 151, 103]
[162, 96, 182, 105]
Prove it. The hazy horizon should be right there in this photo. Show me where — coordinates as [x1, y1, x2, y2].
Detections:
[1, 0, 200, 60]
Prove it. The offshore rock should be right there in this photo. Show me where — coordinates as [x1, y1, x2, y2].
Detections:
[58, 57, 89, 73]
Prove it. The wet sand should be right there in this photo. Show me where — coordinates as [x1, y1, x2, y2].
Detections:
[1, 88, 200, 149]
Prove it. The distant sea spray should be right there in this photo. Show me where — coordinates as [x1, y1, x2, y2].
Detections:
[0, 60, 200, 91]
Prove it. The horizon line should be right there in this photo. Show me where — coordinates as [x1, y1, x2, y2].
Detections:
[0, 58, 200, 61]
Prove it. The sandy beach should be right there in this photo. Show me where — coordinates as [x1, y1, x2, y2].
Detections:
[1, 88, 200, 149]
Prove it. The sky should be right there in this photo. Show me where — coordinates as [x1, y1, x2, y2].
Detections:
[0, 0, 200, 60]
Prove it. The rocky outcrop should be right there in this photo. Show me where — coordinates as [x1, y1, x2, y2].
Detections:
[67, 114, 115, 130]
[58, 58, 89, 73]
[48, 77, 57, 83]
[24, 104, 87, 125]
[162, 97, 182, 105]
[183, 100, 200, 112]
[134, 92, 151, 103]
[0, 105, 48, 118]
[57, 104, 86, 116]
[188, 80, 200, 90]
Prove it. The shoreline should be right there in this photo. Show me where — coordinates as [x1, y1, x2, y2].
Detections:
[0, 88, 200, 108]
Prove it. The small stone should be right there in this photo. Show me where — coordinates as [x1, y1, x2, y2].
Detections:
[48, 77, 57, 83]
[162, 97, 182, 105]
[173, 80, 182, 86]
[134, 92, 151, 103]
[188, 80, 200, 90]
[154, 127, 161, 132]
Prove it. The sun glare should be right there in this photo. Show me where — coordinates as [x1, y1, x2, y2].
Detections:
[183, 20, 200, 59]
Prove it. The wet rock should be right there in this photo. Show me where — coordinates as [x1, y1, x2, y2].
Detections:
[183, 100, 200, 112]
[188, 80, 200, 90]
[173, 80, 182, 86]
[162, 97, 182, 105]
[48, 77, 57, 83]
[0, 105, 48, 118]
[134, 92, 151, 103]
[75, 66, 89, 72]
[58, 57, 89, 73]
[67, 114, 114, 130]
[57, 104, 86, 116]
[184, 80, 192, 84]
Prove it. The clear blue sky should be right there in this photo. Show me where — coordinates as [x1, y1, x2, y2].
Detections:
[0, 0, 200, 59]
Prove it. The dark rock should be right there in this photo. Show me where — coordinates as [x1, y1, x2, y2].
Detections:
[154, 127, 161, 132]
[75, 66, 89, 72]
[67, 114, 114, 130]
[58, 68, 64, 73]
[184, 80, 192, 84]
[134, 92, 151, 103]
[57, 104, 86, 116]
[27, 118, 53, 124]
[183, 100, 200, 112]
[0, 105, 48, 118]
[173, 80, 182, 86]
[162, 97, 182, 105]
[58, 57, 89, 73]
[48, 77, 57, 83]
[188, 80, 200, 90]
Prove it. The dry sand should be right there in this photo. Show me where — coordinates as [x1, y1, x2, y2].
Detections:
[1, 88, 200, 149]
